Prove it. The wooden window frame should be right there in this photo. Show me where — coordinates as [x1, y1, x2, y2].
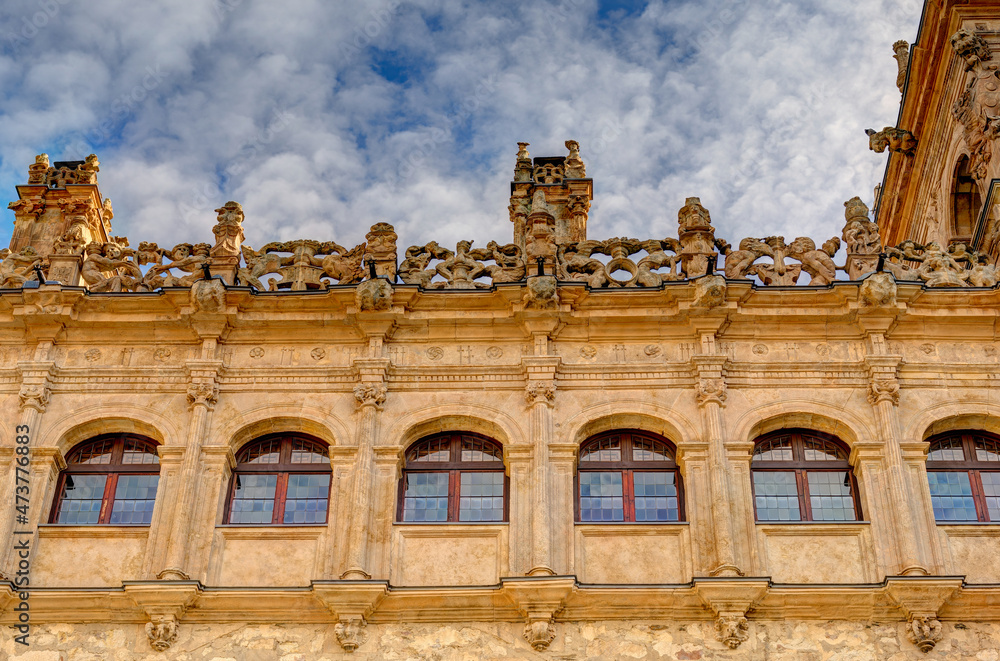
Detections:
[574, 429, 685, 523]
[49, 433, 160, 525]
[223, 433, 332, 526]
[926, 430, 1000, 523]
[750, 429, 862, 522]
[396, 432, 509, 523]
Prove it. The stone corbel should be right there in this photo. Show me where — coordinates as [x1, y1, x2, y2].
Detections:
[502, 576, 576, 652]
[123, 581, 201, 652]
[313, 581, 389, 653]
[885, 577, 963, 653]
[693, 578, 769, 649]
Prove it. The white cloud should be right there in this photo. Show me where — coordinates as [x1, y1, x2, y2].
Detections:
[0, 0, 923, 258]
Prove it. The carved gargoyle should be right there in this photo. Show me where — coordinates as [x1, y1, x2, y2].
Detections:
[866, 127, 918, 155]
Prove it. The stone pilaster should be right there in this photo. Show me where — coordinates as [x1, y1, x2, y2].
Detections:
[548, 442, 577, 575]
[864, 346, 927, 576]
[368, 446, 402, 579]
[523, 356, 559, 576]
[341, 358, 389, 579]
[327, 446, 359, 578]
[141, 446, 185, 579]
[505, 445, 534, 576]
[186, 446, 234, 582]
[692, 354, 742, 577]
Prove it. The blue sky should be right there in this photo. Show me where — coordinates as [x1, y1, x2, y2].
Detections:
[0, 0, 922, 255]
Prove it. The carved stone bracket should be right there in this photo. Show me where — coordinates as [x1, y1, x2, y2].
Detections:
[692, 356, 728, 409]
[693, 578, 769, 650]
[186, 382, 219, 410]
[18, 383, 50, 412]
[502, 576, 576, 652]
[124, 581, 201, 653]
[885, 577, 963, 653]
[865, 356, 901, 407]
[525, 381, 556, 406]
[313, 581, 389, 653]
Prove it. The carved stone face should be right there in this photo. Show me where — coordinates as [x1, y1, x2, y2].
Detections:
[105, 245, 121, 259]
[172, 245, 191, 260]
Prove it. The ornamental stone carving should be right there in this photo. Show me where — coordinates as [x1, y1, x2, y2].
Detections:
[523, 619, 556, 651]
[523, 274, 559, 309]
[883, 241, 999, 287]
[81, 241, 142, 292]
[893, 39, 909, 92]
[210, 201, 245, 259]
[907, 615, 943, 653]
[868, 376, 900, 406]
[238, 239, 366, 291]
[696, 377, 727, 407]
[190, 277, 227, 314]
[0, 246, 42, 288]
[145, 616, 178, 652]
[692, 274, 727, 309]
[525, 381, 556, 405]
[356, 277, 393, 311]
[334, 617, 369, 652]
[724, 235, 839, 285]
[859, 272, 897, 309]
[715, 614, 749, 649]
[353, 383, 387, 409]
[950, 28, 1000, 179]
[399, 240, 524, 289]
[19, 384, 50, 412]
[187, 383, 219, 409]
[866, 127, 918, 155]
[364, 223, 398, 281]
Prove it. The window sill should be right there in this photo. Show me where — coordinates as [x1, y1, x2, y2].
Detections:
[37, 524, 150, 538]
[574, 521, 689, 526]
[217, 526, 325, 541]
[393, 521, 509, 526]
[754, 521, 871, 525]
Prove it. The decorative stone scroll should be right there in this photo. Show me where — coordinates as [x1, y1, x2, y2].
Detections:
[883, 240, 999, 287]
[398, 240, 524, 289]
[723, 235, 841, 286]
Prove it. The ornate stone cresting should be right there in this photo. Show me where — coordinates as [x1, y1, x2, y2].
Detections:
[238, 239, 367, 291]
[0, 247, 42, 288]
[866, 127, 918, 155]
[893, 39, 910, 92]
[884, 240, 999, 287]
[398, 240, 524, 289]
[724, 235, 840, 285]
[951, 28, 1000, 180]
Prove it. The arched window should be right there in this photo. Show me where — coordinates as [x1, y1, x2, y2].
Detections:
[576, 430, 682, 522]
[225, 434, 331, 525]
[50, 434, 160, 525]
[926, 430, 1000, 522]
[951, 155, 982, 243]
[398, 432, 507, 522]
[751, 429, 860, 522]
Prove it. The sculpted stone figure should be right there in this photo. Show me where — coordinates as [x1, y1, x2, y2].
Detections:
[472, 241, 525, 283]
[788, 236, 840, 286]
[211, 201, 245, 258]
[238, 245, 283, 291]
[150, 243, 211, 288]
[950, 28, 1000, 179]
[81, 242, 141, 292]
[842, 197, 881, 255]
[0, 247, 43, 288]
[866, 127, 918, 155]
[318, 241, 366, 285]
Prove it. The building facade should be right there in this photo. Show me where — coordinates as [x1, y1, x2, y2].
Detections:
[3, 1, 1000, 659]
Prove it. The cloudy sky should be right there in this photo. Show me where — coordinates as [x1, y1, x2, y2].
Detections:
[0, 0, 922, 255]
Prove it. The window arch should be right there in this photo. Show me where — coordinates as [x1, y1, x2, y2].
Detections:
[224, 434, 331, 525]
[926, 430, 1000, 522]
[397, 432, 507, 522]
[576, 430, 682, 523]
[750, 429, 860, 522]
[50, 434, 160, 525]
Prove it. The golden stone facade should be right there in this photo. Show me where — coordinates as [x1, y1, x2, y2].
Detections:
[4, 2, 1000, 659]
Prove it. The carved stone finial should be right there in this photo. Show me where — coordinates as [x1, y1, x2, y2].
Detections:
[514, 142, 532, 182]
[517, 142, 530, 161]
[145, 616, 178, 652]
[210, 201, 245, 259]
[335, 617, 369, 652]
[27, 154, 49, 184]
[364, 223, 398, 281]
[677, 197, 718, 278]
[866, 127, 917, 155]
[906, 614, 943, 653]
[893, 40, 909, 92]
[353, 383, 387, 409]
[564, 139, 585, 177]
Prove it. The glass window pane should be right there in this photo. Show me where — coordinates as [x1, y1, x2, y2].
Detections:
[803, 438, 847, 462]
[928, 439, 965, 462]
[980, 472, 1000, 521]
[402, 472, 449, 521]
[753, 437, 793, 462]
[110, 475, 160, 524]
[282, 474, 330, 523]
[927, 471, 978, 521]
[69, 439, 114, 465]
[975, 437, 1000, 462]
[461, 437, 502, 462]
[578, 472, 623, 521]
[409, 438, 450, 463]
[229, 474, 278, 524]
[458, 472, 504, 521]
[56, 474, 108, 524]
[121, 439, 159, 465]
[239, 439, 281, 465]
[806, 471, 856, 521]
[752, 471, 801, 521]
[290, 439, 328, 464]
[632, 438, 672, 462]
[580, 437, 621, 462]
[632, 471, 678, 521]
